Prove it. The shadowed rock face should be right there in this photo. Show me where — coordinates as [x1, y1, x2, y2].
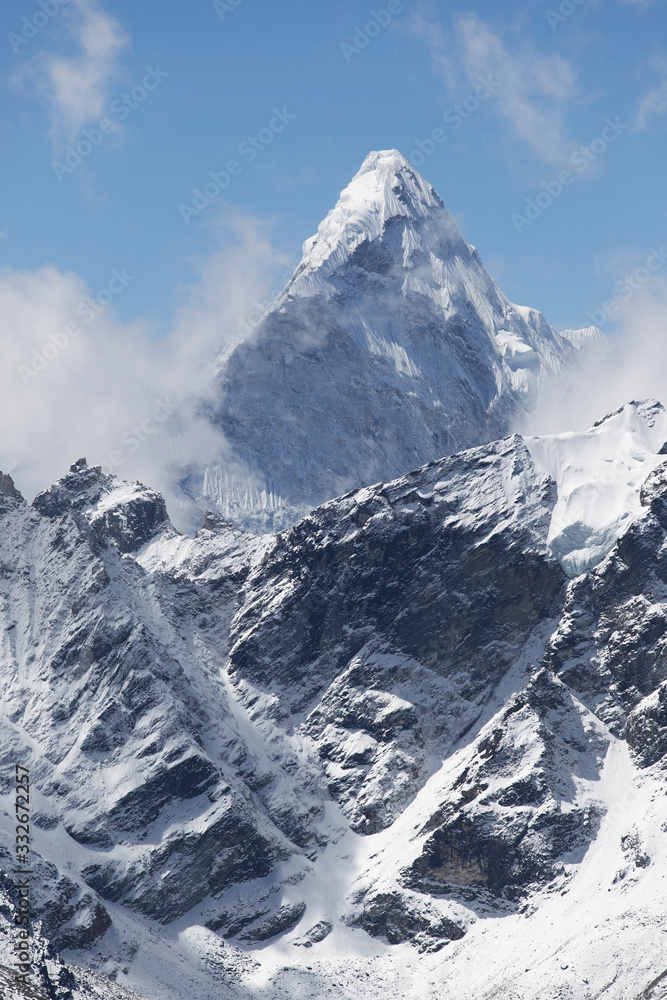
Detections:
[0, 883, 147, 1000]
[405, 670, 607, 904]
[0, 463, 295, 949]
[626, 682, 667, 767]
[352, 890, 466, 952]
[228, 436, 561, 702]
[33, 463, 169, 554]
[225, 435, 565, 840]
[82, 800, 287, 925]
[543, 476, 667, 742]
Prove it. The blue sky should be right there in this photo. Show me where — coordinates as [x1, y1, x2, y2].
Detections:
[2, 0, 665, 333]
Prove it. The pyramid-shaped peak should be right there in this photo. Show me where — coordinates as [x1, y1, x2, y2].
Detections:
[340, 147, 446, 221]
[294, 149, 462, 279]
[203, 149, 601, 533]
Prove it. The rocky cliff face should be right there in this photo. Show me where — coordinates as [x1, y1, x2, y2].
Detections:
[0, 404, 667, 999]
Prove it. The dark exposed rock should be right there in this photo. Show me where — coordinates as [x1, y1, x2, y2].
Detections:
[104, 751, 220, 833]
[626, 681, 667, 766]
[0, 472, 23, 500]
[640, 461, 667, 530]
[405, 670, 607, 905]
[0, 963, 51, 999]
[237, 902, 306, 942]
[620, 829, 651, 869]
[227, 437, 564, 836]
[82, 800, 288, 924]
[292, 920, 333, 947]
[352, 891, 465, 951]
[544, 505, 667, 735]
[89, 492, 168, 554]
[4, 423, 667, 988]
[229, 437, 560, 697]
[33, 465, 107, 518]
[33, 463, 168, 553]
[54, 902, 112, 952]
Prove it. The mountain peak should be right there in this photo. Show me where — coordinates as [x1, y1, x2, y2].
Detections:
[357, 147, 411, 173]
[291, 148, 463, 284]
[199, 151, 600, 532]
[353, 147, 432, 194]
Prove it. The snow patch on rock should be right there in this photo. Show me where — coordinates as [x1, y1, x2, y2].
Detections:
[526, 399, 667, 575]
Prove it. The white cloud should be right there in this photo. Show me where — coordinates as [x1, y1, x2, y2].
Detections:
[0, 211, 294, 532]
[13, 0, 128, 142]
[406, 9, 579, 167]
[636, 53, 667, 129]
[170, 210, 294, 370]
[456, 13, 578, 166]
[521, 276, 667, 437]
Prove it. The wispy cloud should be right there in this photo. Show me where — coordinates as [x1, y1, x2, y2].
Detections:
[0, 210, 293, 532]
[457, 13, 579, 166]
[406, 9, 579, 167]
[13, 0, 128, 142]
[522, 275, 667, 436]
[403, 8, 457, 92]
[636, 53, 667, 129]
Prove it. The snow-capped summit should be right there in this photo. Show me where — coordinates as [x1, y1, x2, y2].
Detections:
[198, 150, 600, 532]
[284, 149, 464, 289]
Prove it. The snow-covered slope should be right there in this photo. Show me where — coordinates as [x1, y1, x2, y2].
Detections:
[527, 399, 667, 575]
[1, 401, 667, 999]
[194, 149, 597, 531]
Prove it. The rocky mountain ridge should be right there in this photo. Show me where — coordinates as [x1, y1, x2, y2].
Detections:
[0, 401, 666, 999]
